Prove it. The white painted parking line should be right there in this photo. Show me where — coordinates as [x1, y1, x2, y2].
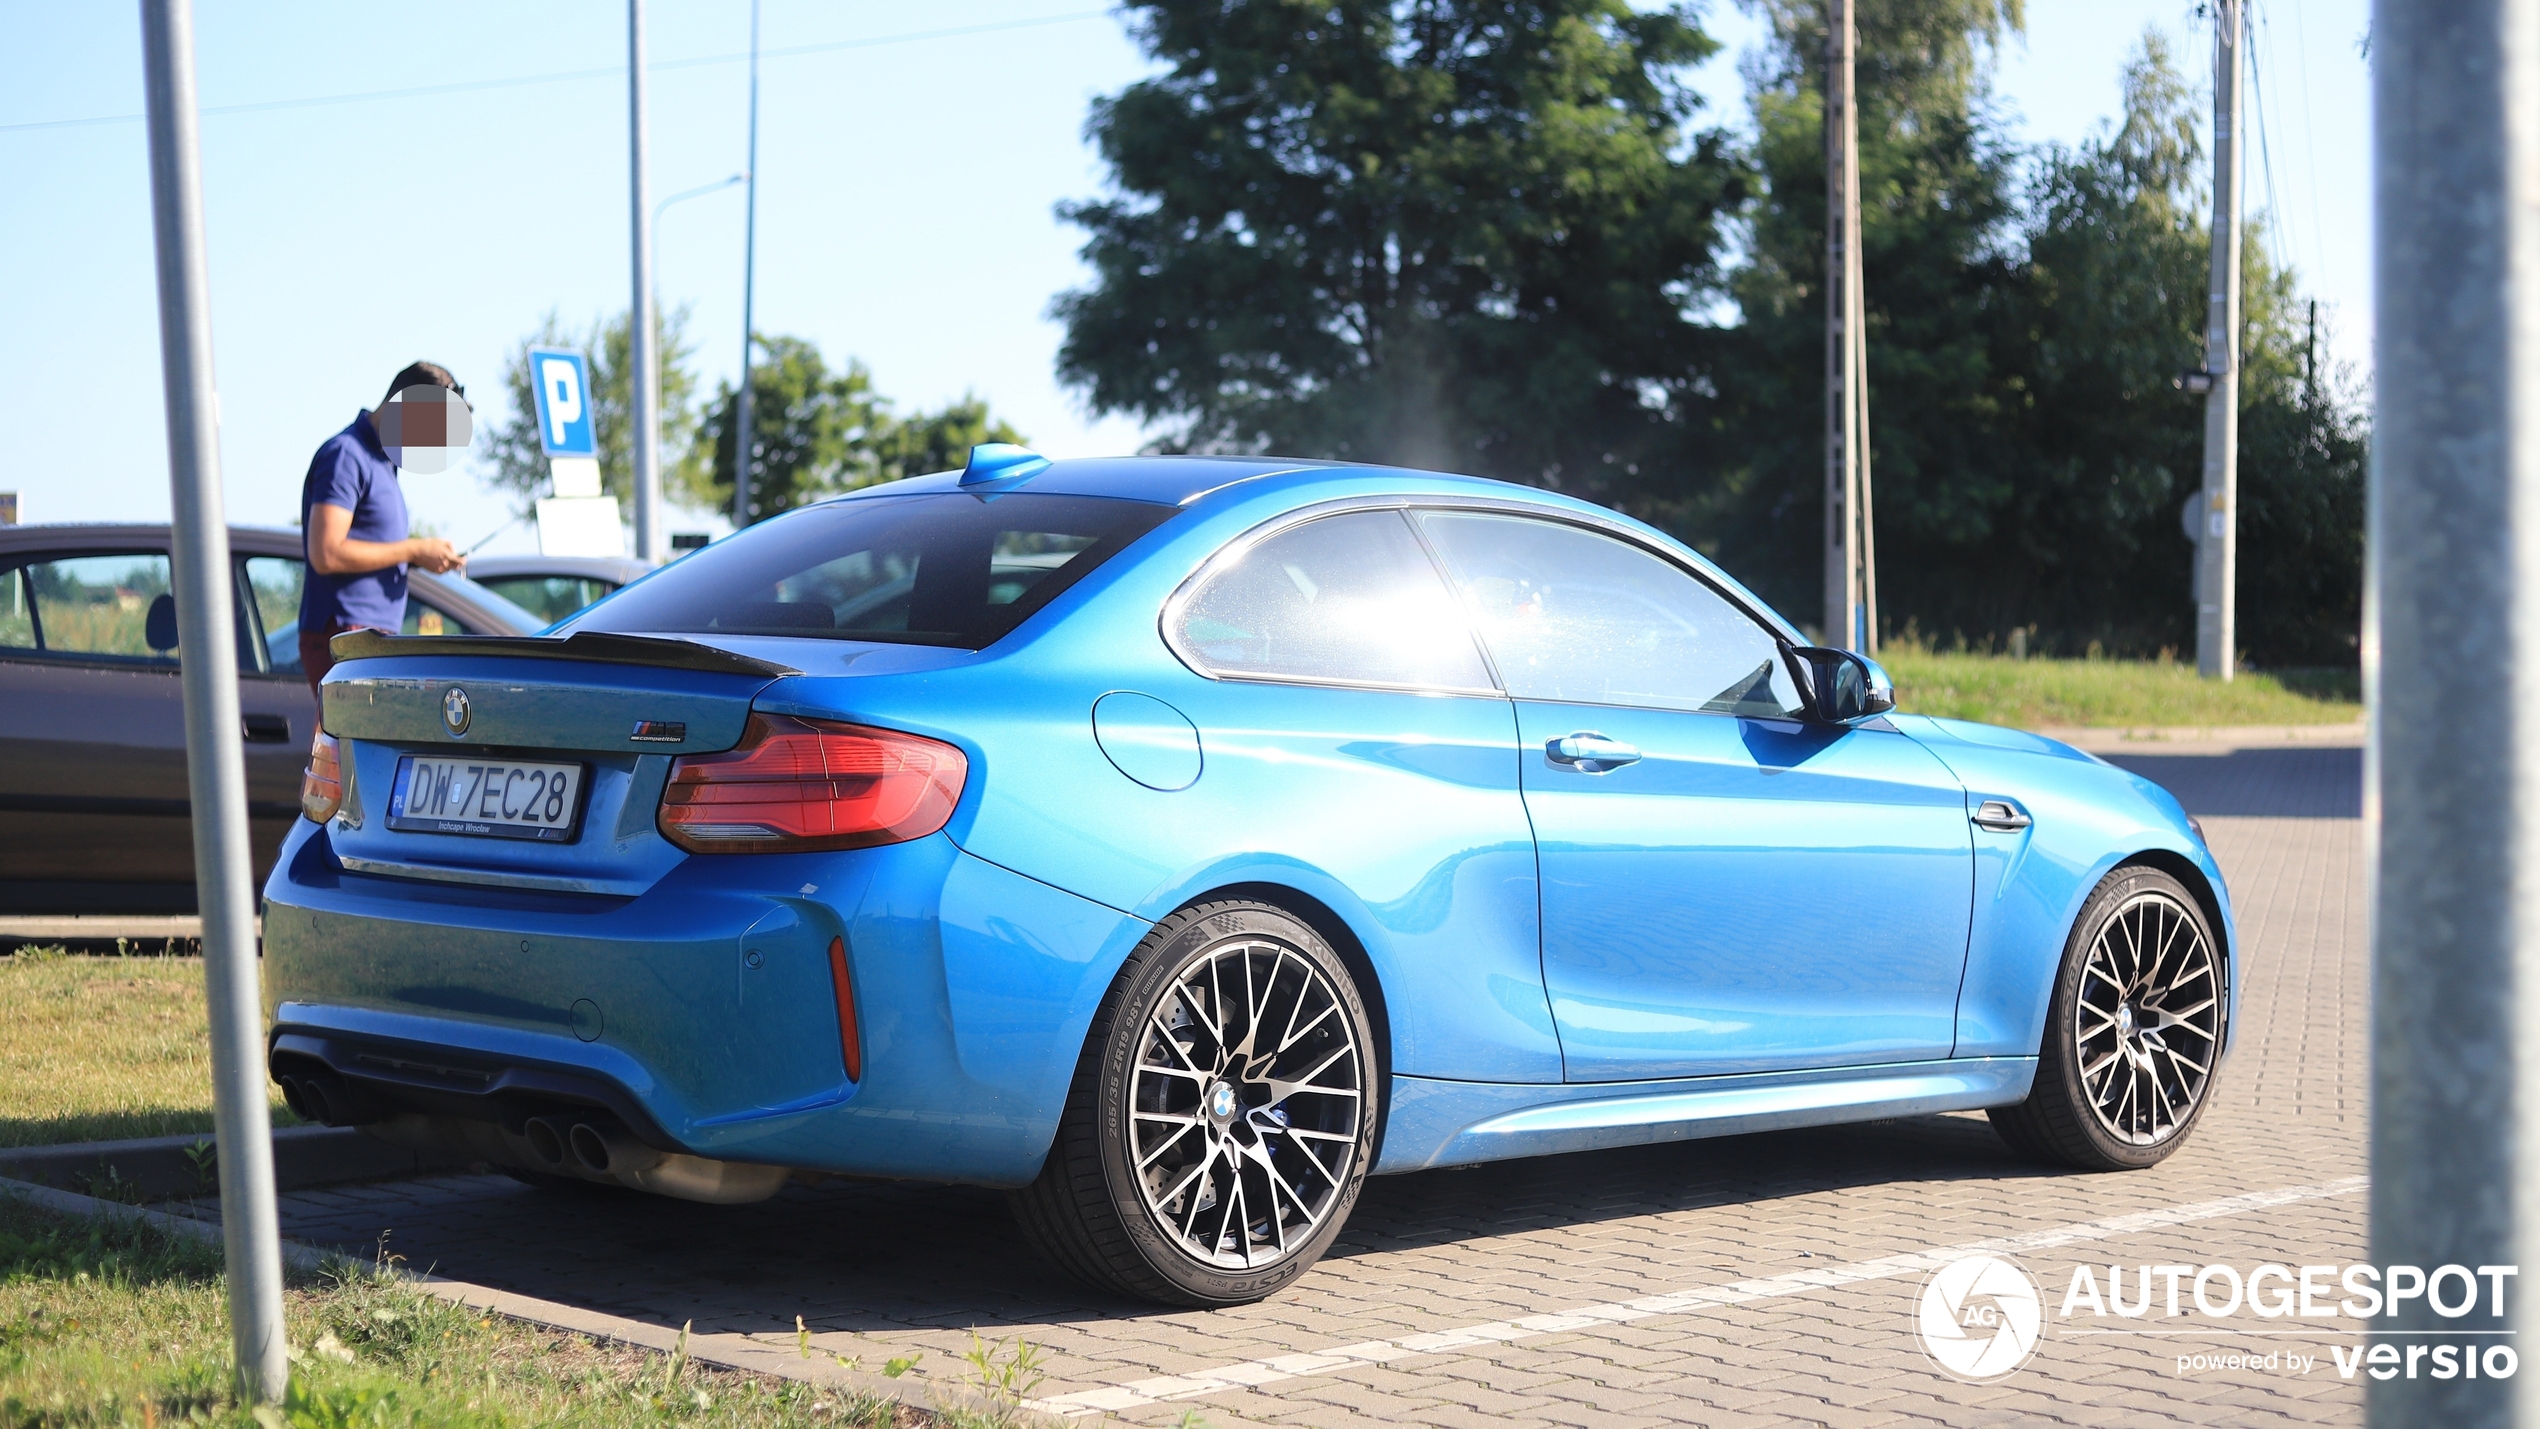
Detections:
[1026, 1174, 2369, 1417]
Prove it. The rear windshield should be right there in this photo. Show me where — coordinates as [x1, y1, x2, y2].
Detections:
[564, 492, 1176, 649]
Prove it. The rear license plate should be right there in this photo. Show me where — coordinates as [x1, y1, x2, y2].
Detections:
[386, 756, 586, 842]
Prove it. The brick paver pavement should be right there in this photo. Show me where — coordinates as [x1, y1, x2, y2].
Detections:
[231, 744, 2369, 1426]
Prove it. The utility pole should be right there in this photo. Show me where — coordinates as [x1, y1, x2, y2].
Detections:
[1823, 0, 1866, 652]
[2369, 0, 2540, 1422]
[2194, 0, 2243, 680]
[628, 0, 661, 563]
[732, 0, 762, 529]
[137, 0, 286, 1401]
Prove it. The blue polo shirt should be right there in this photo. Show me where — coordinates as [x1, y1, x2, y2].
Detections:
[297, 410, 409, 634]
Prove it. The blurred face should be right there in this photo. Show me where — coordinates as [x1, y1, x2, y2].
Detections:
[376, 384, 473, 473]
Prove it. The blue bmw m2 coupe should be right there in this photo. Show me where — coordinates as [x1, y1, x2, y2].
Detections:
[265, 449, 2234, 1306]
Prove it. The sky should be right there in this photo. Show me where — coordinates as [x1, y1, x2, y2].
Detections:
[0, 0, 2372, 556]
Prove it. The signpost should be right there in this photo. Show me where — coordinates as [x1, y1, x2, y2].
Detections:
[526, 347, 624, 558]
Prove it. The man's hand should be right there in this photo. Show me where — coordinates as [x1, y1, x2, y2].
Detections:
[405, 536, 464, 575]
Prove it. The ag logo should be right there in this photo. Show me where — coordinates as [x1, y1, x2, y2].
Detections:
[442, 686, 472, 737]
[1915, 1254, 2043, 1383]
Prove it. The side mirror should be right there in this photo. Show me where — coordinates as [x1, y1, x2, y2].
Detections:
[145, 593, 179, 653]
[1790, 646, 1895, 723]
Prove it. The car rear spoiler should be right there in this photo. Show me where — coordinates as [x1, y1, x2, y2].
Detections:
[326, 629, 803, 679]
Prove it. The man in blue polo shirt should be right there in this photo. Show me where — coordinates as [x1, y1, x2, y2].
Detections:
[297, 361, 467, 693]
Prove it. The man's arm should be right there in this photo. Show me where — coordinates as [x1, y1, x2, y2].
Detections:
[307, 503, 463, 576]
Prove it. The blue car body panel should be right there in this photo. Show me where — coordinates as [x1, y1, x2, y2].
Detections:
[261, 456, 2238, 1188]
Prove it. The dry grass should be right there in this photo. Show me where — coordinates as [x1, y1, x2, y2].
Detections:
[1878, 648, 2361, 730]
[0, 952, 295, 1150]
[0, 1192, 930, 1427]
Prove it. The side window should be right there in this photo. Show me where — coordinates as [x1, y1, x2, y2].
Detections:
[0, 566, 32, 650]
[1173, 510, 1493, 691]
[5, 555, 181, 666]
[401, 603, 464, 636]
[477, 576, 615, 625]
[1419, 512, 1806, 718]
[240, 556, 305, 675]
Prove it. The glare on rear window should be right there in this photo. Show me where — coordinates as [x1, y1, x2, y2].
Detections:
[564, 493, 1177, 649]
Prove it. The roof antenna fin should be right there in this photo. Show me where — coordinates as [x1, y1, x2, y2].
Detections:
[960, 443, 1051, 486]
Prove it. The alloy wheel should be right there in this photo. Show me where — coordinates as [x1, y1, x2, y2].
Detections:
[1127, 936, 1365, 1270]
[2075, 890, 2221, 1146]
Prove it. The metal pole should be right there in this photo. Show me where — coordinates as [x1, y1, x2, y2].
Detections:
[1854, 257, 1878, 657]
[2195, 0, 2244, 679]
[1822, 0, 1861, 650]
[628, 0, 661, 563]
[733, 0, 761, 528]
[2369, 0, 2540, 1420]
[136, 0, 286, 1402]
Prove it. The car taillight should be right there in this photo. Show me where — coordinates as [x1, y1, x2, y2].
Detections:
[659, 714, 966, 853]
[301, 729, 342, 824]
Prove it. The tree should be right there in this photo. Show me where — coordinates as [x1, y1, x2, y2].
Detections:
[1052, 0, 1744, 503]
[1686, 0, 2027, 628]
[478, 307, 705, 512]
[689, 336, 1028, 525]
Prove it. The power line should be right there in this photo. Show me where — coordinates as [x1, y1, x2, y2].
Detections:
[0, 9, 1110, 135]
[2245, 0, 2291, 278]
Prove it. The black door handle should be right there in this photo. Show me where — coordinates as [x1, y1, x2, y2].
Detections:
[241, 713, 291, 744]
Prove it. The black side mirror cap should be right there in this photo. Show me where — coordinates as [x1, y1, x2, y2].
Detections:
[145, 593, 179, 653]
[1788, 645, 1897, 723]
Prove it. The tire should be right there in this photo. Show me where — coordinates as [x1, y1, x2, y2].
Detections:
[1010, 899, 1381, 1306]
[1991, 864, 2227, 1170]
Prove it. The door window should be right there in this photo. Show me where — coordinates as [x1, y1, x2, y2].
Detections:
[1, 555, 181, 665]
[239, 556, 304, 675]
[1419, 512, 1805, 717]
[475, 576, 615, 625]
[1173, 509, 1493, 692]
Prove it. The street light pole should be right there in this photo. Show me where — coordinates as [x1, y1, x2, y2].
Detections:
[732, 0, 762, 528]
[137, 0, 286, 1402]
[2370, 0, 2540, 1422]
[2194, 0, 2243, 680]
[628, 0, 662, 563]
[1822, 0, 1860, 651]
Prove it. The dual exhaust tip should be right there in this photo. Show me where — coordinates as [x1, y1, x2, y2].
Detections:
[275, 1070, 379, 1129]
[522, 1114, 663, 1178]
[277, 1071, 659, 1179]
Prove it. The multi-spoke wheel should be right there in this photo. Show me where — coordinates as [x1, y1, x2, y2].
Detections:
[1991, 865, 2227, 1170]
[1011, 900, 1380, 1305]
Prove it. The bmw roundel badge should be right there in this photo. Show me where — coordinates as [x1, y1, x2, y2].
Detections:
[442, 686, 472, 737]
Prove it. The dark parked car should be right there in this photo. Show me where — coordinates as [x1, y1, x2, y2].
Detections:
[0, 524, 538, 913]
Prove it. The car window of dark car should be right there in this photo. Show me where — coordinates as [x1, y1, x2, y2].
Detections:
[400, 601, 470, 636]
[1173, 509, 1495, 693]
[239, 555, 302, 675]
[1418, 511, 1806, 718]
[0, 565, 33, 651]
[3, 554, 182, 667]
[565, 493, 1176, 649]
[477, 576, 615, 625]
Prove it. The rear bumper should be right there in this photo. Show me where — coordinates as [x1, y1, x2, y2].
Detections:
[261, 818, 1148, 1186]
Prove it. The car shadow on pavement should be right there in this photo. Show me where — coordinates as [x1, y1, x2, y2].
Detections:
[280, 1110, 2054, 1337]
[2100, 746, 2361, 819]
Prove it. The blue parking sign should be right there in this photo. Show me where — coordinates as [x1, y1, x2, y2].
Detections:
[526, 347, 597, 458]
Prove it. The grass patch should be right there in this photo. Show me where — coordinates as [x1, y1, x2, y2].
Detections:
[1879, 649, 2361, 730]
[0, 951, 296, 1151]
[0, 1192, 935, 1427]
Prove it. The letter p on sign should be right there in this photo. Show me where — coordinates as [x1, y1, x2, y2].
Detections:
[525, 347, 597, 458]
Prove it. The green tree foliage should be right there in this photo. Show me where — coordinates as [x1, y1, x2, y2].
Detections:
[478, 307, 704, 512]
[689, 337, 1026, 525]
[1060, 0, 2366, 664]
[1053, 0, 1744, 501]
